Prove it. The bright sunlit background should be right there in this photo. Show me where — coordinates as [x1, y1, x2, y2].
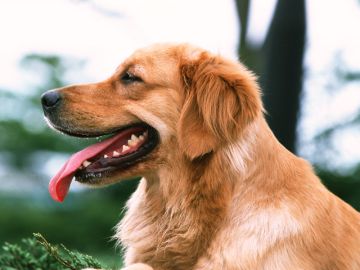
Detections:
[0, 0, 359, 267]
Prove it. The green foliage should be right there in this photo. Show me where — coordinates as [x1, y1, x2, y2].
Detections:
[0, 181, 137, 268]
[0, 233, 107, 270]
[317, 166, 360, 211]
[0, 186, 134, 254]
[21, 54, 85, 90]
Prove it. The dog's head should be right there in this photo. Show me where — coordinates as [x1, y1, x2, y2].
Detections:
[41, 43, 262, 201]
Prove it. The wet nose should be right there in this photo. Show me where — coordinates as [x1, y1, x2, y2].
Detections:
[41, 91, 61, 111]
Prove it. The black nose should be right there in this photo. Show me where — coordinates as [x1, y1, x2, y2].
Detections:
[41, 91, 61, 110]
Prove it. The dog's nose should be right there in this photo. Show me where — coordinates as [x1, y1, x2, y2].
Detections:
[41, 91, 61, 110]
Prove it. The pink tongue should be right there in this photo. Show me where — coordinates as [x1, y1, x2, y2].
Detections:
[49, 133, 125, 202]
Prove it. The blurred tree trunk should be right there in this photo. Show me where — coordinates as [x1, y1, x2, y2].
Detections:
[235, 0, 306, 153]
[261, 0, 306, 153]
[235, 0, 250, 58]
[234, 0, 263, 73]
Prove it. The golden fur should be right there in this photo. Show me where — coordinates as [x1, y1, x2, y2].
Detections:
[52, 44, 360, 270]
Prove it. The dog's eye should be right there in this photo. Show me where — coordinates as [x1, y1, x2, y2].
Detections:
[121, 71, 142, 84]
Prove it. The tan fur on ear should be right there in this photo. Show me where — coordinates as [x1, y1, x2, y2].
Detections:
[178, 52, 263, 159]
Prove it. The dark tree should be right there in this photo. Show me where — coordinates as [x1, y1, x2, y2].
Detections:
[261, 0, 306, 153]
[235, 0, 306, 153]
[235, 0, 250, 58]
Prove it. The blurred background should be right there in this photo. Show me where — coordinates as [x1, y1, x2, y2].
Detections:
[0, 0, 359, 267]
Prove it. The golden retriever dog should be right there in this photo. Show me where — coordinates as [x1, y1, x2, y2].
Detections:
[41, 43, 360, 270]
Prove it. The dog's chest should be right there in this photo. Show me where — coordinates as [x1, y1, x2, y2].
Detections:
[117, 186, 225, 269]
[119, 204, 207, 269]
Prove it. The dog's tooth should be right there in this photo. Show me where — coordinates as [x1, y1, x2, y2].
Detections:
[82, 160, 91, 167]
[128, 139, 136, 146]
[131, 134, 139, 141]
[139, 135, 144, 141]
[113, 151, 120, 157]
[104, 154, 108, 158]
[122, 145, 130, 152]
[128, 135, 139, 146]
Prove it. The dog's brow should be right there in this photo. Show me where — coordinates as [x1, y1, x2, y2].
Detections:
[115, 63, 142, 76]
[133, 64, 145, 75]
[115, 64, 127, 73]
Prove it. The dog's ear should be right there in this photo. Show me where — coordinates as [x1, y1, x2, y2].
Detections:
[178, 52, 263, 160]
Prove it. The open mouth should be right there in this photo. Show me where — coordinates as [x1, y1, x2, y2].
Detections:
[48, 123, 159, 202]
[75, 124, 158, 182]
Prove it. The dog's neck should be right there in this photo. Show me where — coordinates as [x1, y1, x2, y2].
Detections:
[222, 117, 293, 178]
[154, 117, 288, 191]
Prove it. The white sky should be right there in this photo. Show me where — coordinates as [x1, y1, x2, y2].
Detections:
[0, 0, 359, 172]
[0, 0, 238, 89]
